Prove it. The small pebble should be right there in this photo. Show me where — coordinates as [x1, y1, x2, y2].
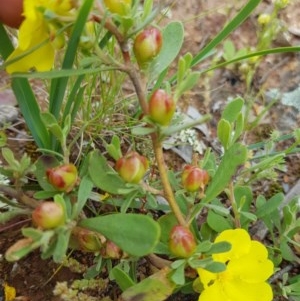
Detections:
[0, 105, 19, 125]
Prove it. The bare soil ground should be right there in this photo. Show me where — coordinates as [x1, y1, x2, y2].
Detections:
[1, 0, 300, 300]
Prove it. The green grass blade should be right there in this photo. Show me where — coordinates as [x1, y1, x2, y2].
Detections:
[49, 0, 94, 119]
[0, 24, 14, 60]
[11, 78, 51, 148]
[200, 46, 300, 74]
[191, 0, 262, 67]
[0, 25, 51, 149]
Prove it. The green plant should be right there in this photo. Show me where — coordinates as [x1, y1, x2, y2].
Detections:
[0, 0, 299, 300]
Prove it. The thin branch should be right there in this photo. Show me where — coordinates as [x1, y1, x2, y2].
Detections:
[0, 184, 39, 208]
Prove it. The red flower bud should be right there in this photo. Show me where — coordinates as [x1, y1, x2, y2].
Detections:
[46, 163, 78, 192]
[103, 240, 123, 259]
[148, 89, 176, 126]
[115, 151, 148, 183]
[169, 225, 196, 258]
[72, 227, 106, 252]
[0, 0, 24, 28]
[103, 0, 132, 15]
[182, 165, 210, 192]
[32, 201, 65, 229]
[133, 27, 163, 67]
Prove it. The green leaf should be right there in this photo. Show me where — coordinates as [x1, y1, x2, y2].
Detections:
[280, 239, 297, 262]
[53, 229, 71, 262]
[131, 126, 156, 136]
[174, 72, 200, 101]
[202, 143, 248, 204]
[206, 241, 231, 255]
[240, 211, 257, 222]
[2, 148, 20, 170]
[41, 112, 64, 143]
[158, 213, 178, 244]
[203, 261, 227, 273]
[105, 135, 122, 161]
[49, 0, 94, 120]
[256, 193, 284, 218]
[0, 23, 14, 59]
[223, 40, 236, 61]
[222, 97, 244, 123]
[88, 150, 136, 194]
[170, 262, 186, 285]
[72, 175, 94, 218]
[111, 267, 135, 292]
[12, 78, 51, 149]
[207, 210, 232, 232]
[149, 21, 184, 78]
[121, 268, 175, 301]
[232, 112, 244, 142]
[79, 213, 160, 257]
[33, 191, 58, 199]
[217, 119, 232, 149]
[0, 208, 30, 224]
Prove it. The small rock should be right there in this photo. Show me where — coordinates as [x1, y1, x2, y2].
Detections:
[0, 89, 17, 106]
[0, 105, 19, 125]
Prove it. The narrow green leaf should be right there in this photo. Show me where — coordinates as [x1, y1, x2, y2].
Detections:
[206, 241, 231, 255]
[174, 72, 200, 101]
[49, 0, 94, 119]
[217, 119, 232, 149]
[256, 192, 284, 218]
[207, 210, 232, 232]
[202, 143, 248, 204]
[64, 78, 86, 125]
[12, 78, 51, 149]
[73, 175, 94, 218]
[131, 126, 156, 136]
[53, 230, 71, 262]
[41, 112, 64, 143]
[191, 0, 262, 67]
[79, 213, 160, 257]
[222, 97, 244, 122]
[202, 46, 300, 74]
[121, 268, 175, 301]
[111, 267, 135, 291]
[170, 262, 186, 285]
[0, 23, 14, 59]
[232, 112, 244, 142]
[0, 208, 30, 224]
[240, 211, 257, 222]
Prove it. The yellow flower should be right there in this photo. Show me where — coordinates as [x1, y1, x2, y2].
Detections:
[3, 282, 16, 301]
[103, 0, 132, 16]
[6, 0, 73, 73]
[197, 229, 274, 301]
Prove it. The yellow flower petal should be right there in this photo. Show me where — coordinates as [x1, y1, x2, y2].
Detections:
[213, 228, 251, 262]
[198, 281, 230, 301]
[227, 241, 274, 283]
[223, 278, 273, 301]
[197, 267, 217, 289]
[6, 42, 54, 73]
